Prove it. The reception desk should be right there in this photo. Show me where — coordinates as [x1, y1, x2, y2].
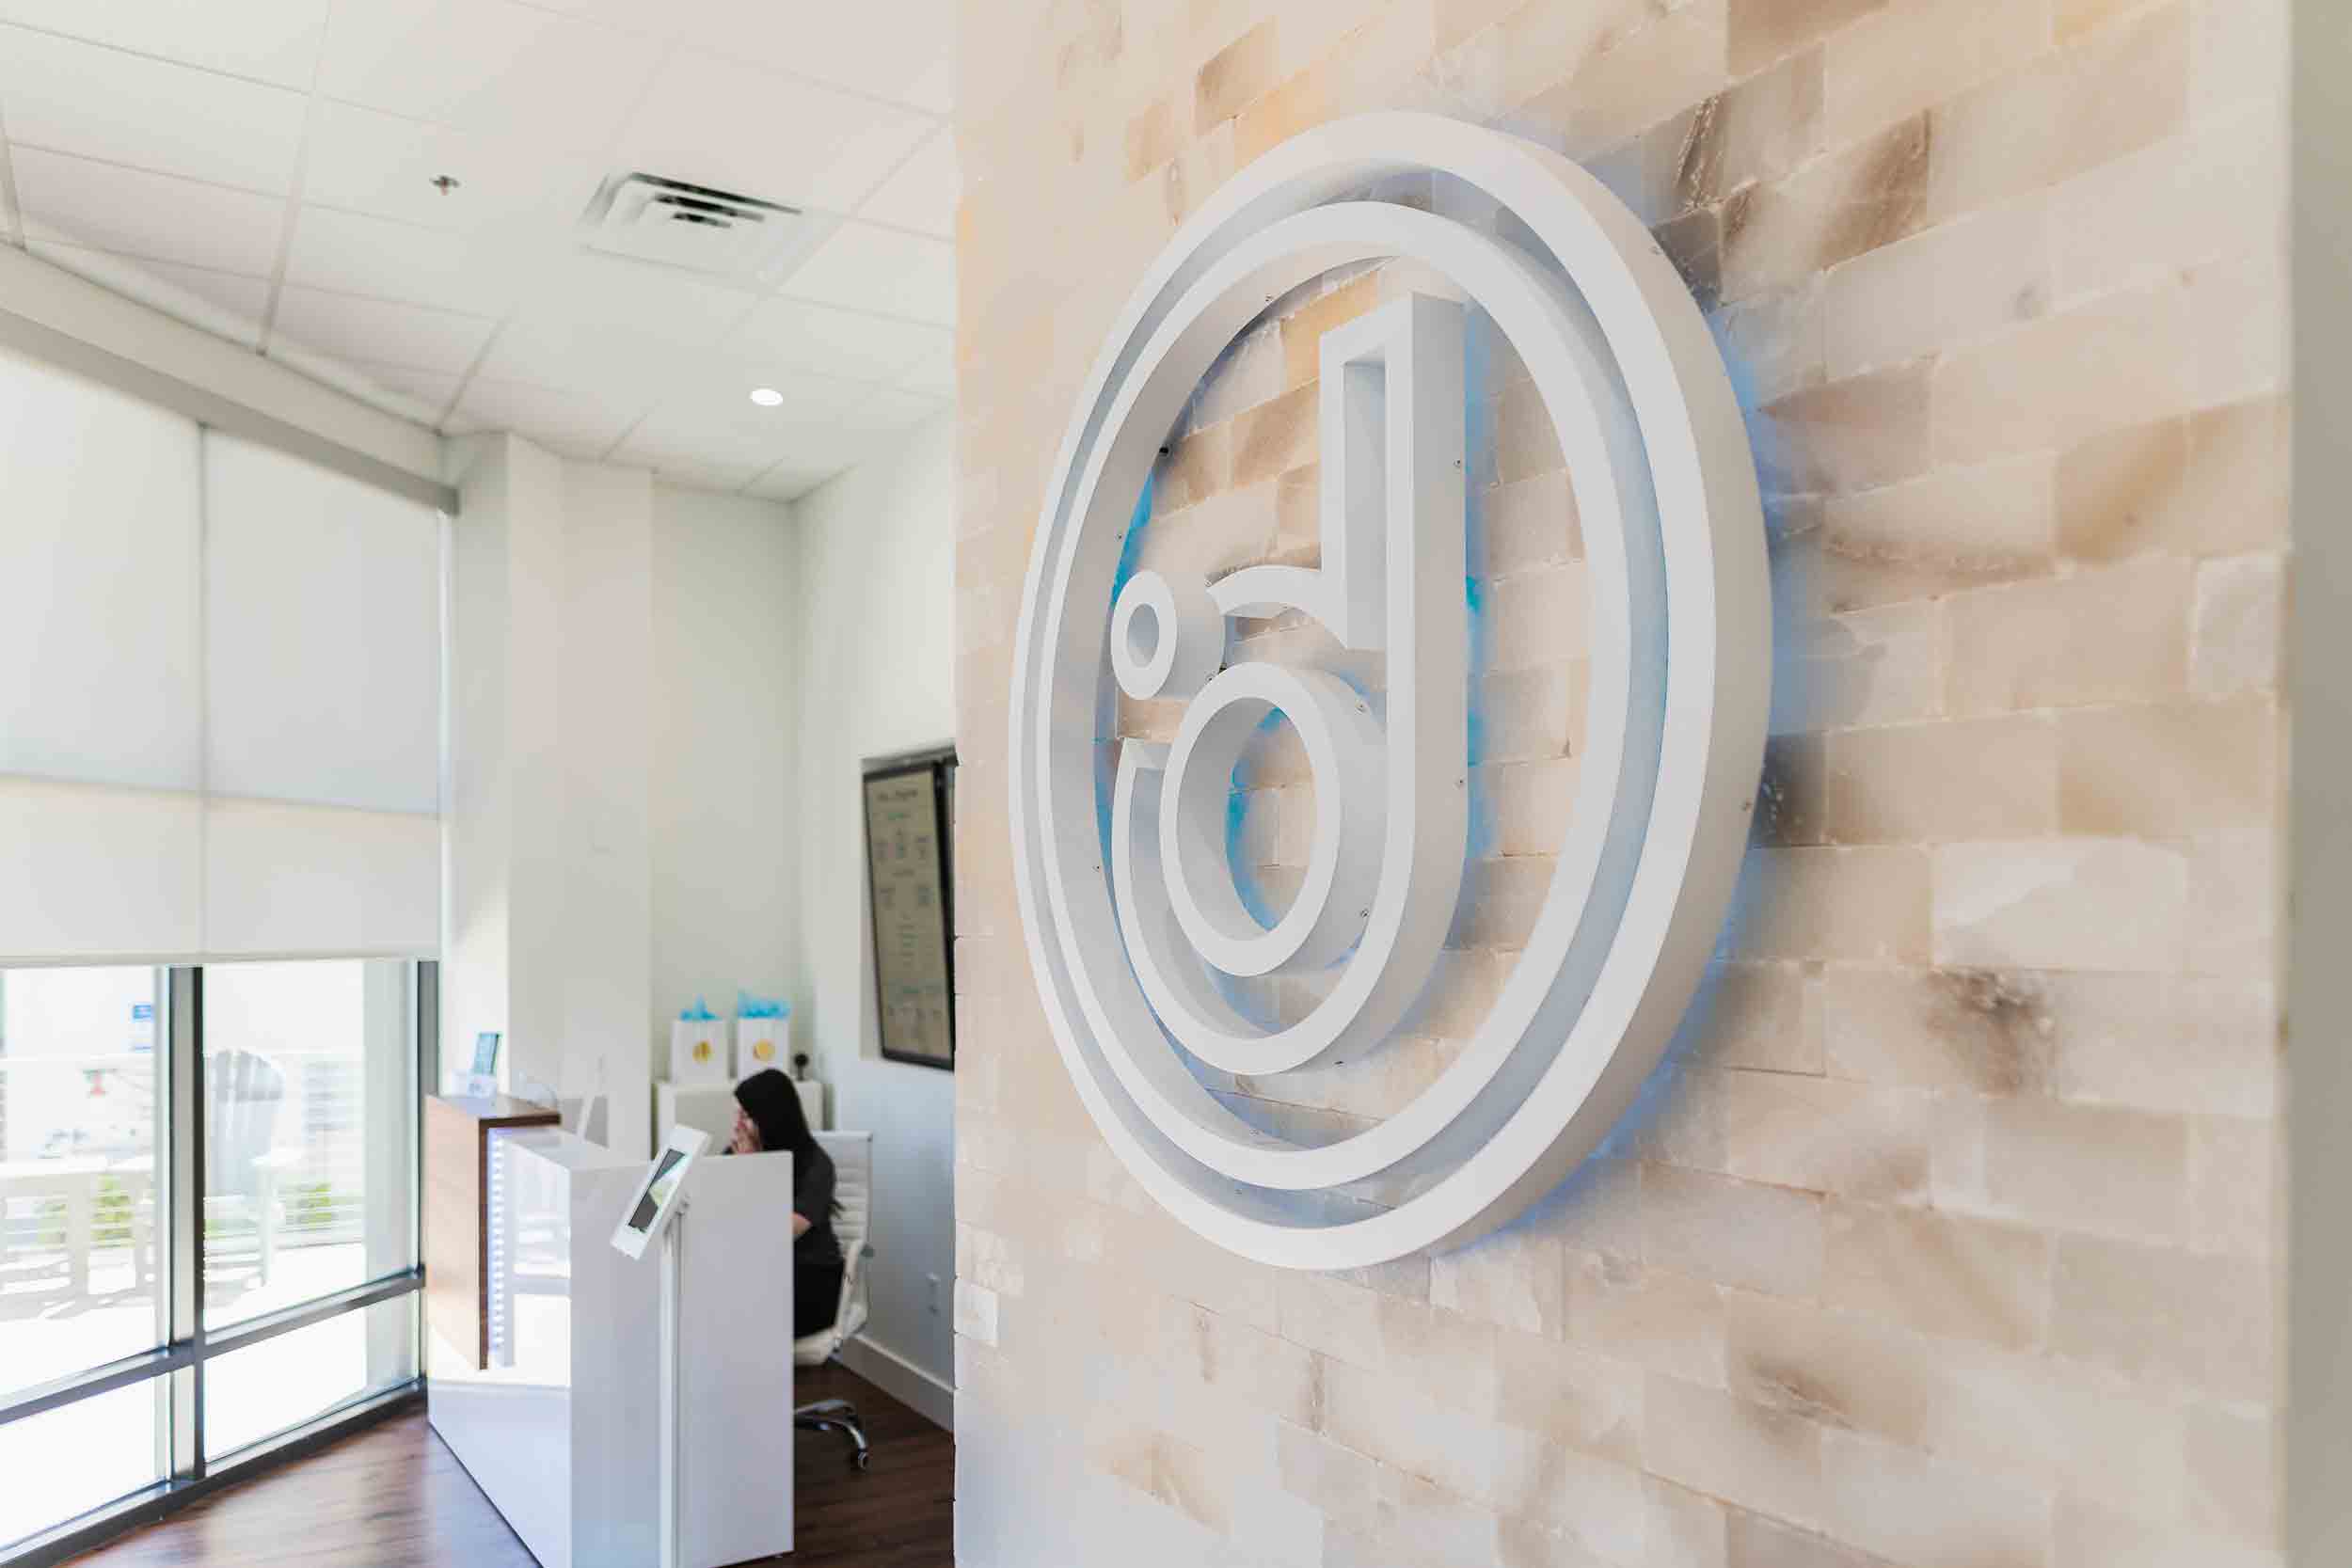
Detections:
[427, 1128, 795, 1567]
[424, 1094, 561, 1370]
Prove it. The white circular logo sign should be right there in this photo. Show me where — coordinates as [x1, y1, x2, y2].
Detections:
[1009, 114, 1771, 1269]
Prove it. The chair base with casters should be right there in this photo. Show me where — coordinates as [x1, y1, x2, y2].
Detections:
[793, 1131, 875, 1472]
[796, 1395, 869, 1470]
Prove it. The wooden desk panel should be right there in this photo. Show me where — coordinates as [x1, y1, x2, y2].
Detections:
[424, 1094, 558, 1370]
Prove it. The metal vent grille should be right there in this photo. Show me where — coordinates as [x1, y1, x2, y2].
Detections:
[579, 172, 804, 279]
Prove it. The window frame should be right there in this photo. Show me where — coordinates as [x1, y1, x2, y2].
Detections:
[0, 960, 434, 1568]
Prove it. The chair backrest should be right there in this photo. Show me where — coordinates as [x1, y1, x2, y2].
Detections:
[205, 1050, 284, 1198]
[816, 1131, 872, 1341]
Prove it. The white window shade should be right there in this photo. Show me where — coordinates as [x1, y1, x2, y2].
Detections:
[0, 346, 202, 791]
[0, 350, 442, 963]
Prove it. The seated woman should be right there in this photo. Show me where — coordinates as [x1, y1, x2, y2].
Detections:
[727, 1069, 843, 1339]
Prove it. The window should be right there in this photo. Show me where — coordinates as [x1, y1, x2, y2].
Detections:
[0, 964, 429, 1563]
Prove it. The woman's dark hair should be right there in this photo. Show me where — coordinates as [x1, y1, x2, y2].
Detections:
[734, 1068, 818, 1160]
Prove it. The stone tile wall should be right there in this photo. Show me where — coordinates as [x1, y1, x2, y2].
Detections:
[950, 3, 2288, 1564]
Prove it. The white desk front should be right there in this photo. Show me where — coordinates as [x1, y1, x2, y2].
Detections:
[427, 1128, 795, 1567]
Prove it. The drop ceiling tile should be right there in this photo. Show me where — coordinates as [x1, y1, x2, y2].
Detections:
[779, 220, 953, 325]
[744, 465, 837, 502]
[856, 129, 957, 237]
[13, 148, 285, 275]
[839, 387, 949, 439]
[473, 249, 757, 388]
[285, 204, 533, 316]
[320, 0, 654, 151]
[270, 285, 496, 374]
[614, 372, 877, 476]
[723, 297, 947, 387]
[349, 360, 461, 416]
[451, 377, 647, 458]
[0, 24, 309, 192]
[637, 454, 761, 494]
[613, 48, 935, 213]
[24, 241, 273, 347]
[0, 0, 331, 88]
[304, 101, 607, 235]
[897, 346, 954, 397]
[687, 0, 952, 112]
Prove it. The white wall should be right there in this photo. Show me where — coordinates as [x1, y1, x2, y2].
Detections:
[794, 413, 959, 1400]
[650, 486, 803, 1070]
[445, 443, 800, 1160]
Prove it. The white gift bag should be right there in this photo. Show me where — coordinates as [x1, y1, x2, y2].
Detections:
[670, 1017, 728, 1084]
[736, 1015, 790, 1077]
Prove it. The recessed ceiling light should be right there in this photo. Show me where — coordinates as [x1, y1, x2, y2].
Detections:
[749, 387, 784, 407]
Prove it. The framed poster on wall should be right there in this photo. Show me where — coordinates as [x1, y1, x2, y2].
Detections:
[864, 748, 958, 1069]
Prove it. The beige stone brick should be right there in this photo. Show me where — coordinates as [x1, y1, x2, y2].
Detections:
[1483, 468, 1582, 578]
[1756, 733, 1826, 848]
[1935, 837, 2189, 973]
[1195, 20, 1279, 132]
[1190, 318, 1287, 429]
[1751, 361, 1931, 495]
[2045, 974, 2279, 1117]
[1279, 270, 1383, 388]
[1125, 92, 1181, 179]
[1490, 1432, 1647, 1558]
[1483, 754, 1579, 859]
[1772, 598, 1944, 734]
[1824, 1198, 2049, 1350]
[1722, 115, 1932, 303]
[2055, 398, 2289, 563]
[1942, 560, 2191, 716]
[1724, 1291, 1941, 1445]
[2186, 830, 2278, 979]
[1317, 1357, 1494, 1504]
[2052, 1231, 2275, 1400]
[1710, 1069, 1933, 1201]
[1488, 1326, 1642, 1462]
[1678, 962, 1823, 1075]
[1724, 1508, 1877, 1567]
[1932, 283, 2194, 467]
[2183, 1399, 2280, 1544]
[1448, 854, 1555, 951]
[1432, 1212, 1567, 1337]
[2057, 697, 2277, 839]
[2054, 1495, 2286, 1568]
[1518, 8, 1732, 160]
[1926, 3, 2189, 223]
[1275, 1418, 1378, 1517]
[1822, 714, 2059, 845]
[1567, 1251, 1728, 1386]
[1230, 381, 1317, 486]
[1817, 1429, 2049, 1568]
[1486, 562, 1589, 671]
[1708, 280, 1826, 406]
[1727, 0, 1883, 75]
[2191, 554, 2284, 699]
[1152, 421, 1230, 514]
[1823, 197, 2050, 378]
[1477, 661, 1586, 763]
[1818, 966, 2060, 1094]
[2187, 1112, 2280, 1258]
[2186, 247, 2287, 407]
[1641, 1164, 1826, 1298]
[2049, 109, 2285, 305]
[1820, 0, 2050, 146]
[1092, 1421, 1234, 1533]
[1734, 847, 1931, 965]
[1647, 1477, 1730, 1568]
[1596, 47, 1824, 224]
[1641, 1371, 1825, 1532]
[2190, 0, 2289, 125]
[1979, 1097, 2188, 1241]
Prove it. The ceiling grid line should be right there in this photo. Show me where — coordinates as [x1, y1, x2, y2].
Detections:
[0, 0, 959, 499]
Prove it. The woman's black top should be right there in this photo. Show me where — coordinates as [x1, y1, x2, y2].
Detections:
[793, 1141, 844, 1339]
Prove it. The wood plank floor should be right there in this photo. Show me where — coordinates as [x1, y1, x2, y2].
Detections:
[66, 1366, 953, 1567]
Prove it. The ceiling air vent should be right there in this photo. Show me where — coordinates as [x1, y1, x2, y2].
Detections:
[579, 172, 803, 279]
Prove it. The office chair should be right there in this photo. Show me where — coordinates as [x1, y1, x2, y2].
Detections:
[795, 1130, 874, 1471]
